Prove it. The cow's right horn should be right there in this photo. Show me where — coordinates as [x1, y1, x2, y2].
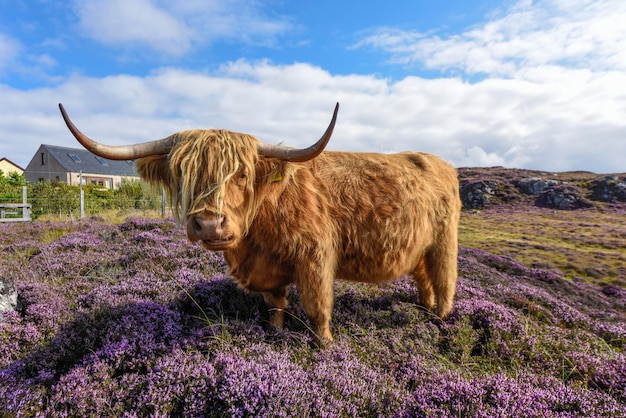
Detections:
[258, 103, 339, 162]
[59, 103, 176, 160]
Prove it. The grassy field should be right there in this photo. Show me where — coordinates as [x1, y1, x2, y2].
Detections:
[460, 207, 626, 287]
[37, 206, 626, 288]
[1, 208, 625, 416]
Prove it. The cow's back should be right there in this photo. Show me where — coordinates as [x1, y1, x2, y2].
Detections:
[313, 151, 460, 283]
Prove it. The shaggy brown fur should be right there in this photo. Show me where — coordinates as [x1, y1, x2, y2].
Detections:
[136, 130, 461, 346]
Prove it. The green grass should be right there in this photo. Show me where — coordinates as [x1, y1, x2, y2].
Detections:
[459, 207, 626, 287]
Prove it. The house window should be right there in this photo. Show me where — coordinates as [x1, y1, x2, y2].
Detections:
[68, 153, 81, 163]
[41, 153, 45, 165]
[84, 176, 113, 188]
[95, 156, 108, 166]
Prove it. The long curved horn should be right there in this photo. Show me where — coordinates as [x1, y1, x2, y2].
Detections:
[58, 103, 176, 160]
[258, 103, 339, 162]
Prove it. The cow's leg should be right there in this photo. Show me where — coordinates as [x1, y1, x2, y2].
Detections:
[411, 256, 435, 311]
[263, 286, 288, 329]
[425, 227, 458, 319]
[299, 281, 334, 347]
[295, 253, 335, 347]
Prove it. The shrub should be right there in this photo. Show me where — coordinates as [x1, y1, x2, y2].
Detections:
[1, 217, 624, 416]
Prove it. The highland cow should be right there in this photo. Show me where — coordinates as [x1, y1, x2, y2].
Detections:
[59, 103, 461, 346]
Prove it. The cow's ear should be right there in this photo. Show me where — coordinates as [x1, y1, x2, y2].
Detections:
[135, 155, 171, 186]
[256, 159, 285, 185]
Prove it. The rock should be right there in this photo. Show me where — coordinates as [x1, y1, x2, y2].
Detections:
[536, 185, 593, 210]
[517, 177, 559, 195]
[0, 276, 19, 318]
[589, 176, 626, 202]
[618, 183, 626, 201]
[460, 180, 498, 210]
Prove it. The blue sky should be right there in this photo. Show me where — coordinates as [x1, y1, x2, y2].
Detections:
[1, 0, 625, 172]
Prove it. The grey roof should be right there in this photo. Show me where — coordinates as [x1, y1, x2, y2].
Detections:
[43, 144, 138, 176]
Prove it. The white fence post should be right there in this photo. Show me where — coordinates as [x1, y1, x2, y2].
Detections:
[22, 186, 31, 220]
[79, 171, 84, 218]
[161, 188, 166, 218]
[0, 186, 31, 222]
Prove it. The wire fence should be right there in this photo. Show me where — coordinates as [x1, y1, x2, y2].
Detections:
[0, 183, 171, 221]
[28, 197, 169, 218]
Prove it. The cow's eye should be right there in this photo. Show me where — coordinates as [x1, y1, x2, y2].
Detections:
[238, 170, 248, 186]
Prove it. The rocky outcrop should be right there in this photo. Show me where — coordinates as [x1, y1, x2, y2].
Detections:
[590, 176, 626, 203]
[535, 185, 593, 210]
[517, 178, 559, 195]
[460, 180, 498, 210]
[458, 168, 626, 211]
[0, 276, 19, 318]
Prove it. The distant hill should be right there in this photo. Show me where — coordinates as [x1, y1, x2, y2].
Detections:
[458, 167, 626, 211]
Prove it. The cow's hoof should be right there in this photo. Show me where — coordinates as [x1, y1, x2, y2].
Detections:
[312, 335, 334, 349]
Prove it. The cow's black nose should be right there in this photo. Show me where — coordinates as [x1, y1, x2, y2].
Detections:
[189, 214, 227, 241]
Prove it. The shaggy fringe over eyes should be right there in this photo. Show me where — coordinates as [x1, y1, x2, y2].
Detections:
[166, 129, 259, 230]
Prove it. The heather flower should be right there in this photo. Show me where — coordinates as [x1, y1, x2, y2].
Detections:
[118, 217, 176, 232]
[0, 311, 43, 368]
[47, 360, 122, 416]
[403, 370, 622, 417]
[602, 284, 626, 299]
[134, 349, 217, 416]
[174, 273, 265, 324]
[76, 270, 205, 308]
[1, 218, 625, 417]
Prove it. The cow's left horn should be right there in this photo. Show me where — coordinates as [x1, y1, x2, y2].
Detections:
[59, 103, 176, 160]
[258, 103, 339, 162]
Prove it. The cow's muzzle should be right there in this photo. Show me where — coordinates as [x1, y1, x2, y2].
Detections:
[187, 213, 235, 250]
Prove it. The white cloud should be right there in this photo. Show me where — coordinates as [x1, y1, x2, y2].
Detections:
[4, 2, 625, 175]
[0, 33, 60, 83]
[457, 146, 507, 167]
[356, 0, 626, 78]
[74, 0, 194, 55]
[330, 0, 626, 172]
[2, 61, 625, 174]
[73, 0, 293, 56]
[0, 33, 20, 72]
